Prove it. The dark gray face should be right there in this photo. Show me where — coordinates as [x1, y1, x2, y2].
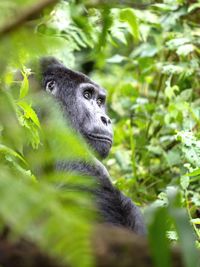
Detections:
[41, 57, 113, 158]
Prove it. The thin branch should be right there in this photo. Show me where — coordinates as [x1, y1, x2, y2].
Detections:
[85, 0, 154, 9]
[165, 139, 179, 151]
[0, 0, 59, 38]
[145, 74, 165, 139]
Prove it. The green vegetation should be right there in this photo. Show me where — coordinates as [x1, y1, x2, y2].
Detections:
[0, 0, 199, 267]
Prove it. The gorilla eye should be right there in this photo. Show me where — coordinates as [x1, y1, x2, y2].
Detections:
[97, 98, 103, 107]
[83, 90, 92, 100]
[46, 80, 56, 91]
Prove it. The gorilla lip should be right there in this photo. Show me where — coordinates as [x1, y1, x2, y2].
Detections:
[88, 133, 112, 145]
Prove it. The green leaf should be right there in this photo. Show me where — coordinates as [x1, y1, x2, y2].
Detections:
[0, 144, 26, 164]
[180, 175, 190, 190]
[107, 54, 126, 63]
[167, 188, 199, 267]
[166, 37, 191, 49]
[167, 230, 178, 241]
[188, 3, 200, 13]
[19, 68, 31, 99]
[162, 64, 184, 75]
[20, 74, 29, 99]
[164, 76, 179, 99]
[120, 8, 140, 41]
[191, 218, 200, 225]
[176, 44, 195, 56]
[17, 101, 40, 128]
[176, 131, 200, 167]
[152, 3, 178, 11]
[165, 85, 179, 99]
[148, 208, 172, 267]
[178, 89, 192, 102]
[188, 168, 200, 177]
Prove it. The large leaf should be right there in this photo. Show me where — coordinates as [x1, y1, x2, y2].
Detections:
[120, 8, 140, 41]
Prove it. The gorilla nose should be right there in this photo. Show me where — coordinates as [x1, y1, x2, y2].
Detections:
[101, 116, 111, 126]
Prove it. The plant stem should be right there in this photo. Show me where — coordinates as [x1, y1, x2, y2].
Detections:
[185, 190, 200, 240]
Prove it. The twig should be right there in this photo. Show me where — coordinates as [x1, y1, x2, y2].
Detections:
[154, 74, 164, 103]
[165, 139, 179, 151]
[185, 191, 200, 241]
[145, 74, 164, 139]
[0, 0, 59, 38]
[85, 0, 153, 9]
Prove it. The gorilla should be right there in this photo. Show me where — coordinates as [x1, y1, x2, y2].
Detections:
[40, 57, 146, 236]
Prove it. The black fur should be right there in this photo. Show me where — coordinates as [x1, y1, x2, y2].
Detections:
[40, 57, 146, 235]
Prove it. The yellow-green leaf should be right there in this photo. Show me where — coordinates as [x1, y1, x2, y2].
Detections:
[0, 144, 26, 164]
[19, 72, 29, 99]
[17, 101, 40, 128]
[120, 8, 140, 42]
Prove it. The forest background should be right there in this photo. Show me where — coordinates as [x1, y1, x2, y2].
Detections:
[0, 1, 200, 267]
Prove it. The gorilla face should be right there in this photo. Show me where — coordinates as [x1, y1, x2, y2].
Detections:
[76, 82, 113, 158]
[41, 57, 113, 158]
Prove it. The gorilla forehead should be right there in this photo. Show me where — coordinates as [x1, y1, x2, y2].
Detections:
[41, 57, 105, 95]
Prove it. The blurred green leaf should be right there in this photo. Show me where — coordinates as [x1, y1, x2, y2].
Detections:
[148, 208, 171, 267]
[167, 187, 199, 267]
[180, 175, 190, 190]
[17, 101, 40, 128]
[19, 68, 31, 99]
[120, 8, 140, 42]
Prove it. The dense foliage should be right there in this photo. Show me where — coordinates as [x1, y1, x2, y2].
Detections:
[0, 0, 199, 267]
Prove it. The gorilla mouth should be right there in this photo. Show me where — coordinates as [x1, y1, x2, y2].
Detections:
[87, 133, 112, 145]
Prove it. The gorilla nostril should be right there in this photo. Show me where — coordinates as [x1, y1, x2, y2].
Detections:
[101, 116, 108, 125]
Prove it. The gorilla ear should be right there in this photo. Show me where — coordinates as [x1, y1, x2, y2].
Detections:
[40, 57, 62, 96]
[45, 80, 58, 95]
